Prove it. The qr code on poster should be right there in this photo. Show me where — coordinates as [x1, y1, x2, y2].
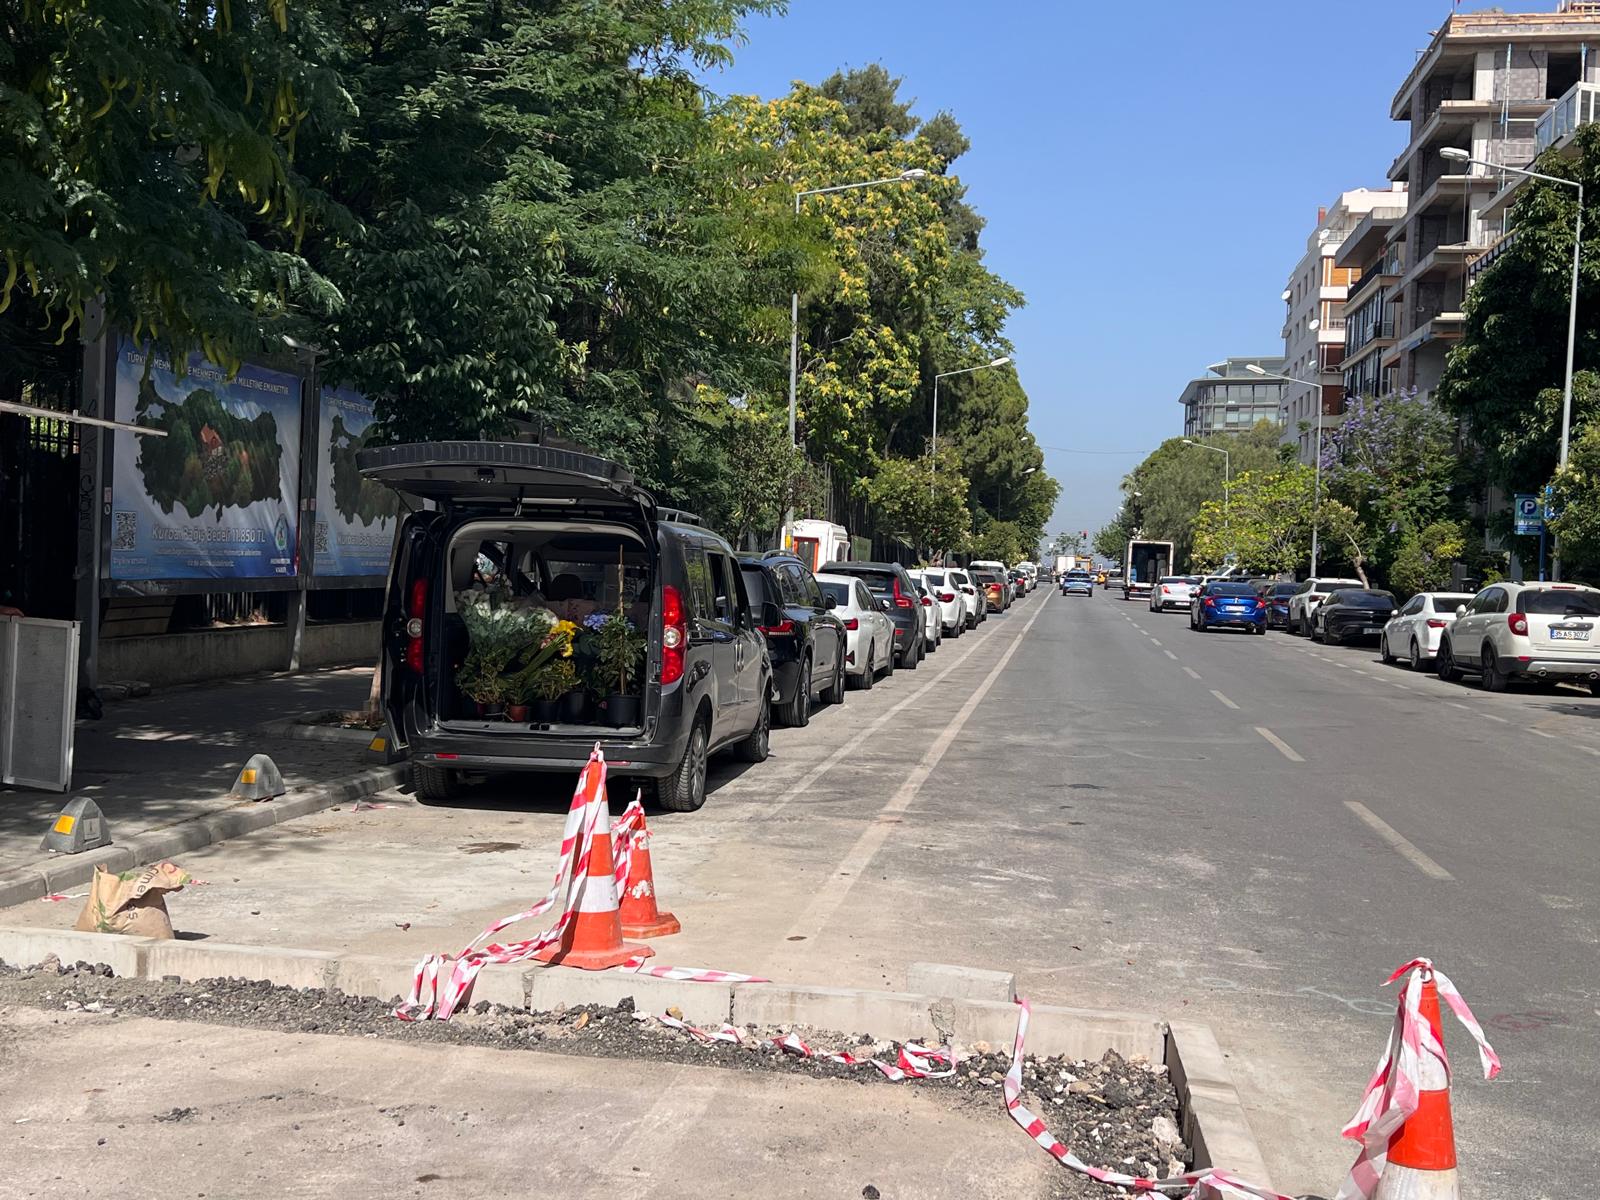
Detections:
[314, 522, 329, 553]
[112, 511, 137, 550]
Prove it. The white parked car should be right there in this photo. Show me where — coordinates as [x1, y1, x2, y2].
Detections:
[946, 568, 984, 627]
[1150, 575, 1194, 612]
[816, 573, 895, 690]
[1287, 577, 1365, 635]
[913, 568, 967, 636]
[910, 575, 943, 651]
[1437, 581, 1600, 693]
[1381, 591, 1476, 669]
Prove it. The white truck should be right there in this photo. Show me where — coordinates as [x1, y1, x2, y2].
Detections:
[1122, 539, 1175, 603]
[782, 519, 851, 573]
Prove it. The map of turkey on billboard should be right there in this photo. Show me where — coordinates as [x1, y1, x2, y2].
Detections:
[108, 338, 301, 582]
[314, 385, 399, 577]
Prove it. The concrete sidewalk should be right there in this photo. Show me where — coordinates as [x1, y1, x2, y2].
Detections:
[0, 667, 378, 874]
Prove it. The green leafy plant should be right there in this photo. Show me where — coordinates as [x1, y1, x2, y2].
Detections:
[595, 609, 646, 697]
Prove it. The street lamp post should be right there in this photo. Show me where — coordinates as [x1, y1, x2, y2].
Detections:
[784, 169, 928, 539]
[1181, 440, 1232, 562]
[1246, 362, 1326, 573]
[996, 466, 1039, 519]
[1441, 146, 1582, 579]
[930, 356, 1011, 495]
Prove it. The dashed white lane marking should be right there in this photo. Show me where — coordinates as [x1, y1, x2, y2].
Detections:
[1352, 669, 1369, 676]
[1209, 689, 1240, 710]
[1447, 702, 1470, 710]
[1182, 667, 1202, 680]
[778, 590, 1052, 948]
[1255, 727, 1305, 762]
[1482, 713, 1510, 724]
[1345, 801, 1454, 880]
[1163, 650, 1178, 661]
[1532, 729, 1557, 740]
[1150, 638, 1163, 647]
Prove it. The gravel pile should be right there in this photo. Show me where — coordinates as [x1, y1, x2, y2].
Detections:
[1, 957, 1190, 1196]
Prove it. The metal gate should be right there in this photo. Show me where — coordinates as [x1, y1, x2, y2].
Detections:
[0, 614, 80, 791]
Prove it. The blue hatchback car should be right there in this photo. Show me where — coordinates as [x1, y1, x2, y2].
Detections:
[1190, 581, 1267, 634]
[1061, 570, 1094, 597]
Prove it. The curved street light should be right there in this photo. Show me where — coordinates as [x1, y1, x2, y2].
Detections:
[930, 355, 1013, 495]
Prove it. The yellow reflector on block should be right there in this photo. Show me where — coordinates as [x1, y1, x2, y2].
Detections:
[369, 736, 386, 752]
[240, 768, 257, 784]
[52, 814, 76, 835]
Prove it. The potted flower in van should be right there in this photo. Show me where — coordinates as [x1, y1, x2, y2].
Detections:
[506, 614, 580, 722]
[594, 605, 646, 727]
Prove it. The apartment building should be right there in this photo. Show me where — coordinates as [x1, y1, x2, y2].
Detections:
[1334, 198, 1409, 403]
[1178, 358, 1287, 439]
[1279, 188, 1408, 464]
[1382, 1, 1600, 402]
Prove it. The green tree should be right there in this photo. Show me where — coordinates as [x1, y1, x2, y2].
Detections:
[700, 393, 821, 548]
[862, 446, 970, 561]
[1093, 513, 1137, 564]
[1190, 466, 1316, 574]
[1388, 520, 1471, 596]
[969, 519, 1025, 565]
[1438, 123, 1600, 494]
[1548, 422, 1600, 579]
[1, 0, 346, 364]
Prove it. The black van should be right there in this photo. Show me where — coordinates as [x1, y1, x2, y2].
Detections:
[359, 441, 771, 812]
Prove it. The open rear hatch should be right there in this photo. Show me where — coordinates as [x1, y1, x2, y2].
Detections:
[357, 440, 657, 522]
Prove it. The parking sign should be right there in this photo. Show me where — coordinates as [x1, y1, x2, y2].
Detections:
[1513, 493, 1543, 535]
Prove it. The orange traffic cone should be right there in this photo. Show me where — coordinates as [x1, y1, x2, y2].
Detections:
[1377, 978, 1458, 1199]
[617, 812, 681, 938]
[535, 759, 652, 971]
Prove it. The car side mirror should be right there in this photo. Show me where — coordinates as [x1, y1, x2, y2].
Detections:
[1390, 608, 1399, 617]
[1455, 605, 1468, 619]
[762, 602, 783, 628]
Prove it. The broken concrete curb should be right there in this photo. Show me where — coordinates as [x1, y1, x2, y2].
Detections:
[258, 716, 377, 745]
[0, 764, 405, 908]
[0, 928, 1270, 1188]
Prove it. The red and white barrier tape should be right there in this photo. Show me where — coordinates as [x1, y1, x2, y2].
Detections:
[397, 751, 765, 1021]
[1005, 997, 1293, 1199]
[1332, 958, 1499, 1200]
[632, 1010, 953, 1082]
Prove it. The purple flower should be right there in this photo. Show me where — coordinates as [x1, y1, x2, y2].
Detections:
[583, 611, 609, 630]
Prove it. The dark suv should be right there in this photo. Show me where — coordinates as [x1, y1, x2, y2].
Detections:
[819, 561, 927, 668]
[359, 440, 771, 813]
[737, 554, 848, 728]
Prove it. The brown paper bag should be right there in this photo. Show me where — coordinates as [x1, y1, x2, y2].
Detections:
[73, 862, 192, 939]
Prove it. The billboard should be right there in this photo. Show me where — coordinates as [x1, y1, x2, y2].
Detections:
[109, 339, 301, 582]
[314, 386, 399, 577]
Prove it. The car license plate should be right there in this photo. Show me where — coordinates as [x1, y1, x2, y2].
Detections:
[1363, 625, 1381, 634]
[1551, 628, 1590, 641]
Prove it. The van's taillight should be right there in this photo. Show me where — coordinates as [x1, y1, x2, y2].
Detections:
[1508, 612, 1529, 636]
[404, 579, 427, 674]
[893, 578, 914, 609]
[661, 585, 686, 685]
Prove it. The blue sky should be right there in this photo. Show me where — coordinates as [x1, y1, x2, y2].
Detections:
[702, 0, 1557, 543]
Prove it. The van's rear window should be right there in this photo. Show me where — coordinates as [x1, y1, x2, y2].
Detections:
[739, 566, 768, 608]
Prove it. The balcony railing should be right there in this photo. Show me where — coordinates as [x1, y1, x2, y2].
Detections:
[1536, 81, 1600, 153]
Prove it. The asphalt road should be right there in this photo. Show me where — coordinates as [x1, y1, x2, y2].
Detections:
[6, 584, 1595, 1197]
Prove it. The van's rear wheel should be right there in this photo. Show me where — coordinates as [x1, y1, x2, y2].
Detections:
[657, 719, 709, 812]
[410, 760, 461, 805]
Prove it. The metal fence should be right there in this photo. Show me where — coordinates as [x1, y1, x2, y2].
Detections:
[0, 614, 80, 791]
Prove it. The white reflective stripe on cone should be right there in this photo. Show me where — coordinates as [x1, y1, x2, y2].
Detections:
[573, 875, 620, 914]
[1375, 1163, 1460, 1200]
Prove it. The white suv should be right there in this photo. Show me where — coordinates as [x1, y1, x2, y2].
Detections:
[1287, 577, 1365, 636]
[1437, 582, 1600, 693]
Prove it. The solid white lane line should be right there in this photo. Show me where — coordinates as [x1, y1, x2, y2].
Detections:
[1183, 667, 1202, 680]
[777, 589, 1052, 947]
[1210, 689, 1240, 710]
[1163, 650, 1178, 661]
[1344, 801, 1455, 881]
[1255, 727, 1305, 762]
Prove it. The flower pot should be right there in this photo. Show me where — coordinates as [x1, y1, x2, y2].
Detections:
[557, 689, 590, 724]
[604, 694, 641, 728]
[505, 704, 529, 723]
[531, 698, 559, 724]
[477, 701, 505, 718]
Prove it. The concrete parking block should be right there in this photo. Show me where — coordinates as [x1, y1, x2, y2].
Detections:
[907, 961, 1016, 1003]
[329, 954, 421, 1005]
[527, 966, 733, 1026]
[732, 983, 940, 1043]
[144, 940, 339, 990]
[0, 926, 159, 977]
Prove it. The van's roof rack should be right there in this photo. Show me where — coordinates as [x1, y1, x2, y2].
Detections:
[657, 507, 704, 526]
